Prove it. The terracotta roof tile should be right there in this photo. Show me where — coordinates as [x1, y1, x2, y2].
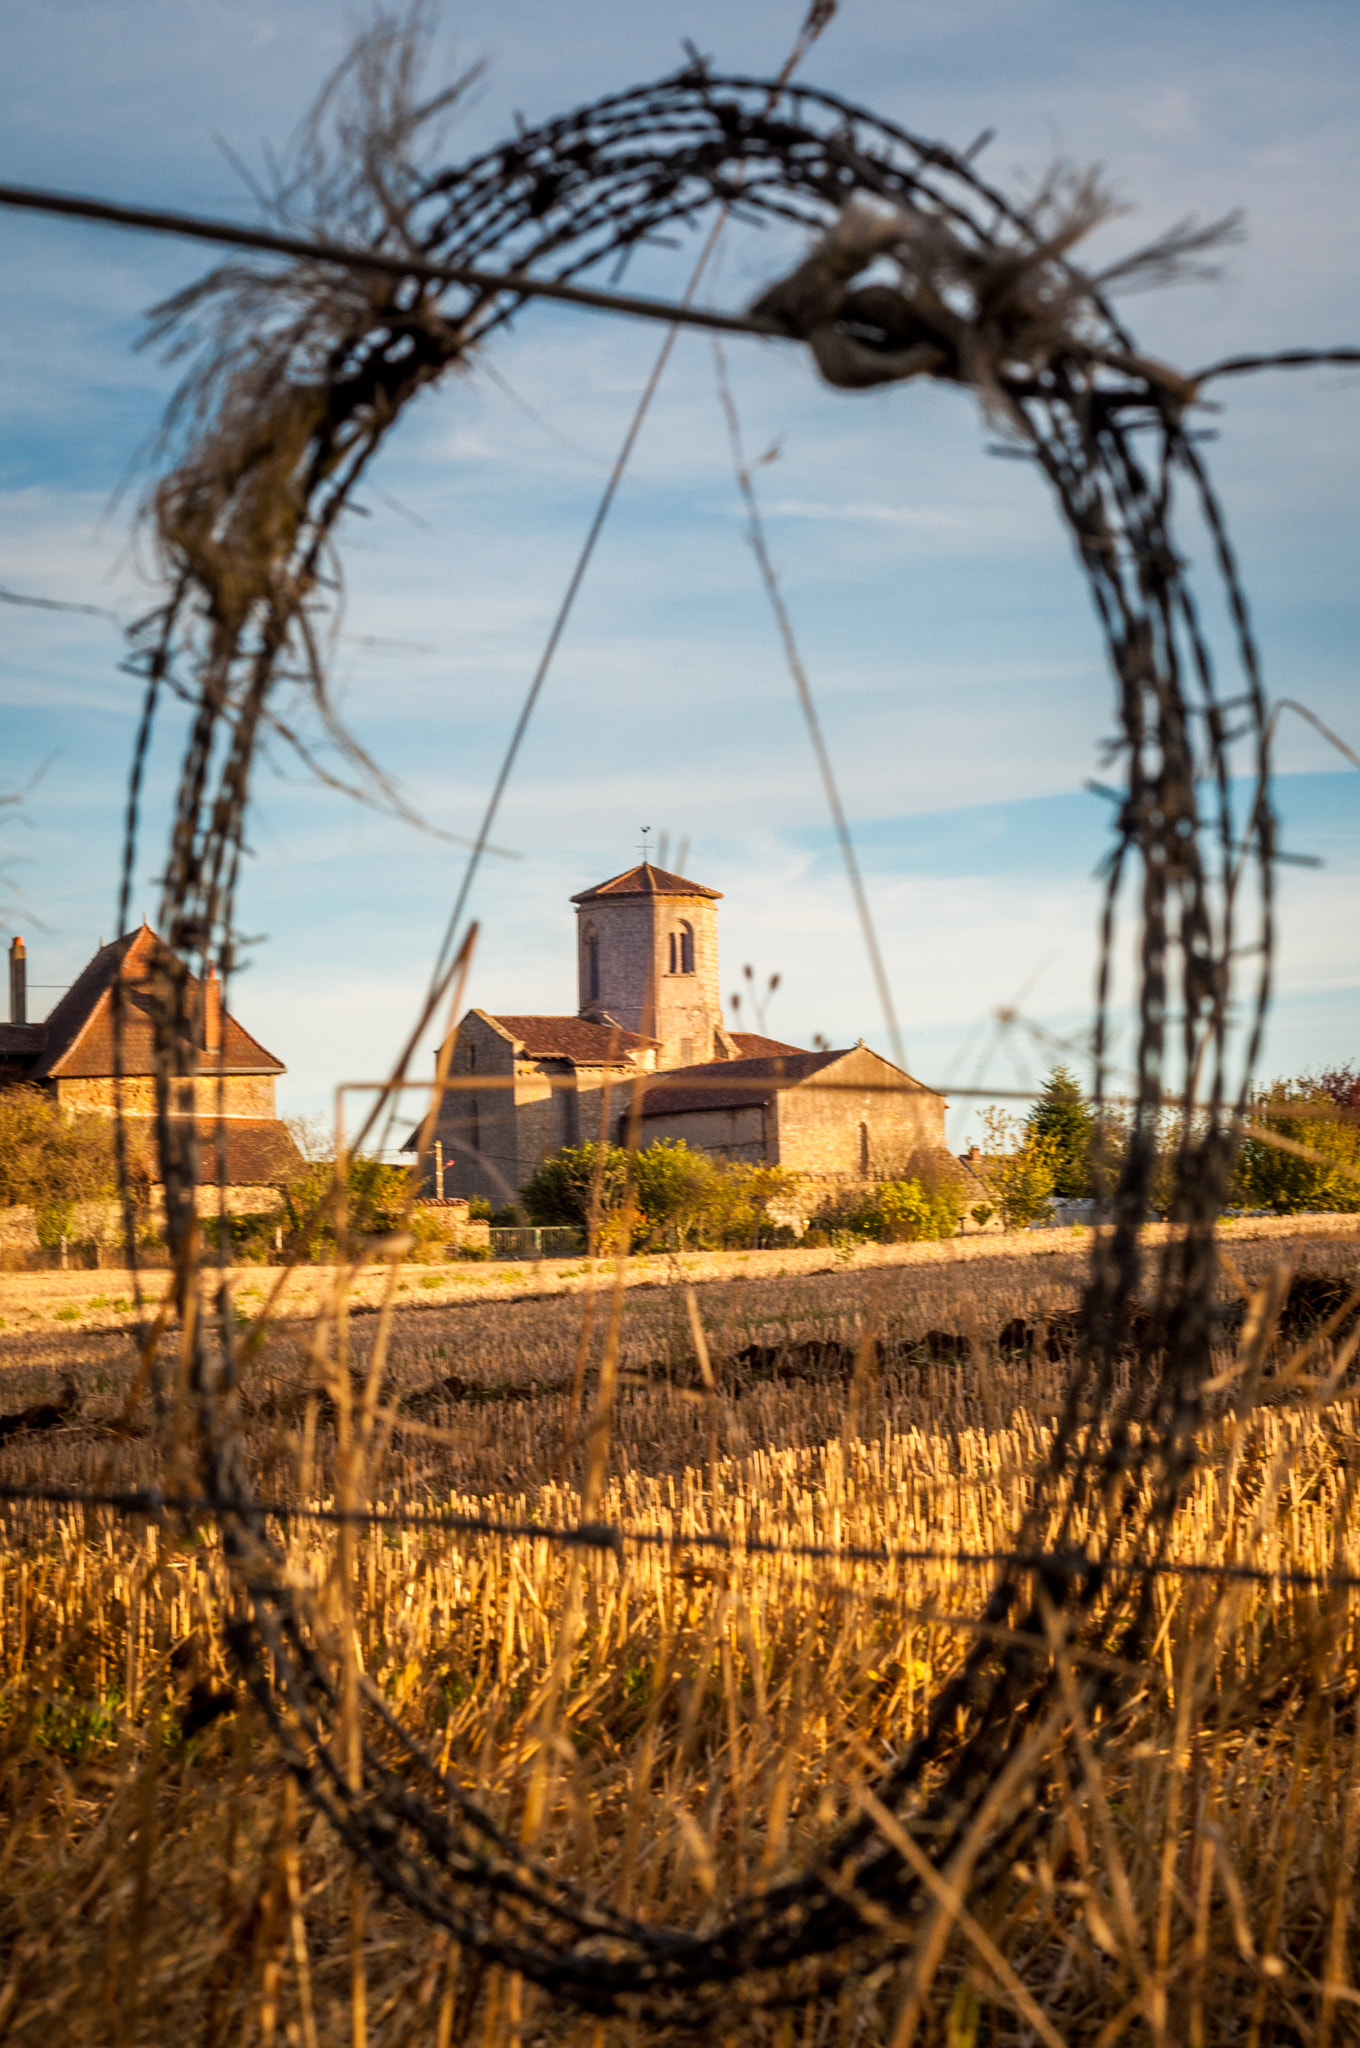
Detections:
[121, 1117, 302, 1186]
[491, 1015, 651, 1064]
[640, 1049, 844, 1118]
[14, 927, 285, 1081]
[729, 1032, 804, 1058]
[0, 1025, 44, 1060]
[571, 862, 721, 904]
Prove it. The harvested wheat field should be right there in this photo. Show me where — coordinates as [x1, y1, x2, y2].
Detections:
[0, 1230, 1357, 2044]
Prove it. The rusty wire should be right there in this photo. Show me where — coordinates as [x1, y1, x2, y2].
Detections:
[59, 18, 1359, 2025]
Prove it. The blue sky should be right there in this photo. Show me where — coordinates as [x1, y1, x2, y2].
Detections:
[1, 0, 1357, 1147]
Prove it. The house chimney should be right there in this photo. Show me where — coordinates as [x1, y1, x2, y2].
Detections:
[203, 965, 222, 1055]
[8, 937, 26, 1026]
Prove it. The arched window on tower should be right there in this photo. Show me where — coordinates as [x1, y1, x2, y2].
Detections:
[676, 920, 694, 975]
[584, 925, 600, 1002]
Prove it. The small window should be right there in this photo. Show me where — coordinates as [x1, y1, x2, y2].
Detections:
[680, 1037, 694, 1066]
[678, 920, 695, 975]
[668, 931, 678, 974]
[858, 1121, 870, 1175]
[468, 1044, 476, 1074]
[584, 925, 600, 1002]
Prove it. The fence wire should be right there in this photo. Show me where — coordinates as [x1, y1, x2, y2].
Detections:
[4, 1480, 1360, 1595]
[3, 18, 1358, 2028]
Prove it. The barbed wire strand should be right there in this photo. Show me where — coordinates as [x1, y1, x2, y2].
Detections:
[1, 1480, 1357, 1593]
[0, 177, 780, 343]
[28, 39, 1358, 2020]
[712, 332, 908, 1070]
[410, 3, 840, 1061]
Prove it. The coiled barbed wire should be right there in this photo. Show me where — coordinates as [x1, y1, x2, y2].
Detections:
[99, 20, 1351, 2024]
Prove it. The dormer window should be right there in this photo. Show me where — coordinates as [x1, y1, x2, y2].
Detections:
[669, 921, 695, 975]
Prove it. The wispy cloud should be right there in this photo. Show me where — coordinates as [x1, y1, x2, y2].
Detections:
[760, 498, 977, 529]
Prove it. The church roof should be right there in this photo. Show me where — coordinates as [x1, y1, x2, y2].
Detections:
[730, 1032, 804, 1058]
[7, 926, 285, 1082]
[489, 1014, 652, 1065]
[639, 1048, 843, 1117]
[640, 1042, 943, 1118]
[571, 862, 722, 904]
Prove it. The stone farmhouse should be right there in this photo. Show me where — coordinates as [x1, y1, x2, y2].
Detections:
[1, 926, 300, 1215]
[414, 861, 949, 1211]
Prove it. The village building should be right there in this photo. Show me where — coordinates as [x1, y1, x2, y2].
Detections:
[636, 1041, 945, 1176]
[415, 861, 949, 1213]
[1, 926, 300, 1216]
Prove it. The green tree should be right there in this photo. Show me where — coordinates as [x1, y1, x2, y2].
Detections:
[692, 1161, 803, 1249]
[812, 1174, 961, 1244]
[1025, 1065, 1095, 1199]
[519, 1142, 631, 1240]
[979, 1107, 1060, 1230]
[0, 1086, 115, 1241]
[633, 1140, 718, 1249]
[520, 1141, 803, 1252]
[1232, 1077, 1360, 1215]
[277, 1152, 427, 1258]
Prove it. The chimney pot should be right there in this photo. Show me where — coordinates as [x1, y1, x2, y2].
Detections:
[8, 936, 26, 1026]
[203, 965, 222, 1055]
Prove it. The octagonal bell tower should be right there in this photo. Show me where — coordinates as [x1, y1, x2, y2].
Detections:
[571, 862, 732, 1069]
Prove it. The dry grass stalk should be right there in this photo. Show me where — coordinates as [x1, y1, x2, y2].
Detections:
[0, 1243, 1356, 2038]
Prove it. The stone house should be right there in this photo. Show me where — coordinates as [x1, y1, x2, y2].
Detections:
[1, 926, 300, 1216]
[414, 860, 949, 1210]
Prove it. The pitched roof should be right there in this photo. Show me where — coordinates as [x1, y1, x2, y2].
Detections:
[489, 1015, 651, 1065]
[14, 927, 285, 1081]
[640, 1048, 844, 1118]
[570, 862, 721, 904]
[729, 1032, 804, 1058]
[0, 1024, 44, 1060]
[640, 1042, 945, 1119]
[120, 1117, 302, 1186]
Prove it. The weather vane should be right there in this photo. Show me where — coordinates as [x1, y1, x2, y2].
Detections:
[638, 825, 651, 862]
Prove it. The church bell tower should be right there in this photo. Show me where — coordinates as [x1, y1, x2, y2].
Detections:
[571, 861, 735, 1069]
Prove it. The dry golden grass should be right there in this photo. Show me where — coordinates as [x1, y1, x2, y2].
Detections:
[0, 1235, 1357, 2044]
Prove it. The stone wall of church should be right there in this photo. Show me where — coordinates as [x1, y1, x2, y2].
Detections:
[631, 1053, 948, 1179]
[570, 1067, 639, 1155]
[511, 1062, 576, 1188]
[433, 1011, 519, 1207]
[773, 1049, 946, 1178]
[433, 1014, 616, 1207]
[632, 1101, 768, 1163]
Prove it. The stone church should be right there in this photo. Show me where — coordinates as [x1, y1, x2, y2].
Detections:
[418, 861, 948, 1211]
